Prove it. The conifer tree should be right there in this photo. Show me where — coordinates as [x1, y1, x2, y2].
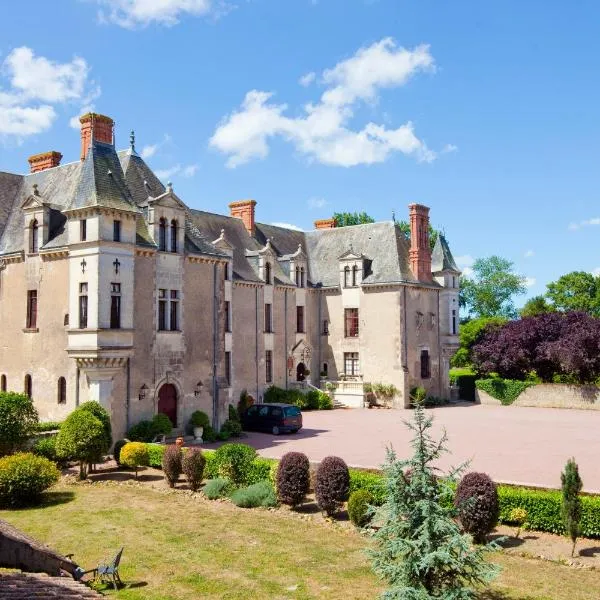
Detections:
[369, 402, 499, 599]
[561, 458, 583, 557]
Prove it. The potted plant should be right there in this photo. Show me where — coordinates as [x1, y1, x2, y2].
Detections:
[190, 410, 210, 442]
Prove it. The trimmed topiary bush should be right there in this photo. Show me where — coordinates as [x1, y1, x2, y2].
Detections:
[113, 439, 129, 466]
[203, 477, 233, 500]
[0, 392, 38, 456]
[32, 436, 59, 463]
[0, 453, 59, 507]
[214, 443, 257, 485]
[315, 456, 350, 516]
[78, 402, 112, 454]
[147, 443, 165, 468]
[151, 413, 173, 437]
[475, 378, 532, 405]
[120, 442, 149, 479]
[182, 448, 206, 491]
[190, 410, 210, 429]
[276, 452, 310, 507]
[231, 481, 278, 508]
[55, 408, 107, 479]
[455, 472, 500, 543]
[348, 489, 375, 528]
[221, 419, 242, 438]
[247, 457, 276, 486]
[162, 444, 182, 488]
[127, 420, 154, 442]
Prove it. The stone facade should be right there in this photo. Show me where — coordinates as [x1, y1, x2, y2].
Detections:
[0, 113, 460, 439]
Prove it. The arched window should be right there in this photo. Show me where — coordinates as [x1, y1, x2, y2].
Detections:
[0, 375, 6, 392]
[57, 377, 66, 404]
[265, 262, 271, 285]
[24, 374, 32, 398]
[158, 218, 167, 251]
[420, 350, 431, 379]
[352, 265, 358, 287]
[300, 267, 305, 288]
[30, 219, 39, 254]
[170, 219, 178, 253]
[322, 363, 328, 377]
[344, 266, 350, 288]
[295, 266, 300, 286]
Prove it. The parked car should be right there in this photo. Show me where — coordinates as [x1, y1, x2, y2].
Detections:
[241, 403, 302, 435]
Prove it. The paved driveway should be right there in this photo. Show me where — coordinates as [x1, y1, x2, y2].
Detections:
[239, 404, 600, 492]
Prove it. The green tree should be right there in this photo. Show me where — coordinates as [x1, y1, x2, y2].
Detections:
[451, 316, 507, 368]
[395, 221, 439, 251]
[332, 212, 375, 227]
[369, 401, 499, 598]
[55, 408, 106, 479]
[520, 295, 554, 318]
[546, 271, 600, 316]
[561, 458, 583, 558]
[460, 256, 527, 319]
[0, 392, 38, 456]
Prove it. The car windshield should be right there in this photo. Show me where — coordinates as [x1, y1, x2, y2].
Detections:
[284, 406, 301, 417]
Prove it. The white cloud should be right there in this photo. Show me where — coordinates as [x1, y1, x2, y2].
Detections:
[441, 143, 458, 153]
[141, 143, 158, 158]
[154, 163, 198, 180]
[0, 47, 95, 138]
[524, 249, 534, 258]
[525, 277, 536, 288]
[592, 268, 600, 277]
[569, 217, 600, 231]
[308, 197, 327, 209]
[271, 222, 304, 231]
[210, 38, 439, 168]
[455, 255, 475, 277]
[299, 72, 316, 87]
[96, 0, 218, 28]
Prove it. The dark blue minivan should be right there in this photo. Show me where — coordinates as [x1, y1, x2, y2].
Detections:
[241, 403, 302, 435]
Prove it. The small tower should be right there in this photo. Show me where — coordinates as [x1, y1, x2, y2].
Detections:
[431, 234, 461, 337]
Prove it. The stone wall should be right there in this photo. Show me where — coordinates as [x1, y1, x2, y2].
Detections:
[476, 384, 600, 410]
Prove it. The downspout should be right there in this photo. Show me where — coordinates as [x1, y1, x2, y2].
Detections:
[317, 290, 322, 386]
[126, 358, 131, 433]
[255, 287, 259, 401]
[75, 367, 80, 407]
[212, 263, 219, 430]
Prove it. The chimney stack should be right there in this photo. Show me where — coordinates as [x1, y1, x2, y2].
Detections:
[408, 203, 432, 282]
[314, 218, 336, 230]
[229, 200, 257, 236]
[27, 151, 62, 173]
[79, 113, 114, 161]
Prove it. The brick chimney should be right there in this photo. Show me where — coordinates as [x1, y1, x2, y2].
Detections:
[27, 151, 62, 173]
[79, 113, 114, 161]
[229, 200, 257, 236]
[314, 218, 336, 230]
[409, 203, 432, 282]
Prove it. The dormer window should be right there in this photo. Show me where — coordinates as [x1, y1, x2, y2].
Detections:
[300, 267, 305, 288]
[171, 219, 178, 253]
[344, 266, 350, 288]
[265, 262, 272, 285]
[159, 218, 167, 251]
[352, 265, 358, 287]
[30, 219, 39, 254]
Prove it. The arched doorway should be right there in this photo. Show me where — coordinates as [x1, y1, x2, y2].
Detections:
[157, 383, 177, 427]
[296, 362, 306, 382]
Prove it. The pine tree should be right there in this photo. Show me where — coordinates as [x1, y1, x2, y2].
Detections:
[561, 458, 583, 558]
[369, 402, 499, 599]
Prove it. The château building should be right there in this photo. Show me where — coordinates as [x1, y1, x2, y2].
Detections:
[0, 114, 460, 438]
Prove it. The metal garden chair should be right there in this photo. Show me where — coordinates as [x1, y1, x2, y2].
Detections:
[79, 547, 124, 590]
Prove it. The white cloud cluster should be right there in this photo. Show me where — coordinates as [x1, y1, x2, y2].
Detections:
[155, 163, 199, 180]
[140, 133, 172, 159]
[210, 38, 438, 168]
[455, 254, 475, 277]
[96, 0, 216, 28]
[271, 222, 303, 231]
[568, 217, 600, 231]
[0, 47, 95, 138]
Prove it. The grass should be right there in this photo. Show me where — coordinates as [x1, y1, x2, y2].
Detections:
[1, 484, 599, 599]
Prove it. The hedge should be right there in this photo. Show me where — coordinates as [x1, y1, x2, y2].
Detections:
[450, 371, 477, 402]
[349, 469, 386, 506]
[475, 378, 533, 405]
[147, 444, 166, 468]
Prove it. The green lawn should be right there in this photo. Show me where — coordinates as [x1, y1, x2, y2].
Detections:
[1, 483, 599, 599]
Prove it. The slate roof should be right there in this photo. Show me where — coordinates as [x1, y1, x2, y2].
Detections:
[431, 234, 460, 273]
[118, 149, 165, 206]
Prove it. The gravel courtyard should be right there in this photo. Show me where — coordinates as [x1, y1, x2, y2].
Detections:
[239, 404, 600, 492]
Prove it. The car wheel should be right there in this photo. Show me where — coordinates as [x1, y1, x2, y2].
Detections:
[291, 428, 299, 434]
[272, 425, 280, 435]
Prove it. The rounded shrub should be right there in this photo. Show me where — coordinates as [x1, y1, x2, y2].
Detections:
[214, 443, 256, 485]
[113, 439, 130, 466]
[78, 402, 112, 453]
[455, 472, 500, 543]
[317, 392, 333, 410]
[247, 457, 276, 486]
[151, 413, 173, 437]
[182, 448, 206, 491]
[0, 453, 59, 507]
[0, 392, 38, 456]
[162, 444, 182, 487]
[120, 442, 149, 479]
[315, 456, 350, 516]
[231, 481, 277, 508]
[147, 443, 166, 467]
[305, 390, 320, 410]
[203, 477, 233, 500]
[348, 489, 375, 528]
[220, 419, 242, 438]
[276, 452, 310, 507]
[55, 409, 107, 479]
[190, 410, 210, 429]
[32, 436, 59, 463]
[127, 420, 154, 442]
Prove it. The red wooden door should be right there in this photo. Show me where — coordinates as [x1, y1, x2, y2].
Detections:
[158, 384, 177, 427]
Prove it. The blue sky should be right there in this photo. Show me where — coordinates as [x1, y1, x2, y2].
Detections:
[1, 0, 600, 306]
